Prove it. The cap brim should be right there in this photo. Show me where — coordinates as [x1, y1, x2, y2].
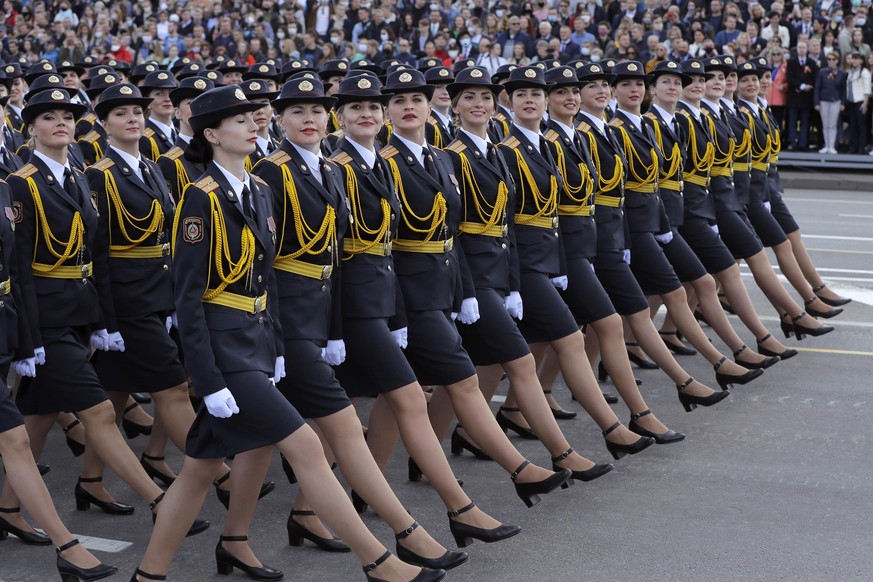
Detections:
[242, 71, 281, 81]
[704, 64, 734, 76]
[94, 97, 154, 119]
[578, 73, 617, 85]
[243, 91, 281, 102]
[22, 101, 87, 125]
[610, 73, 649, 85]
[190, 102, 267, 133]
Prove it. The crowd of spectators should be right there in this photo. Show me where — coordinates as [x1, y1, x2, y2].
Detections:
[5, 0, 873, 153]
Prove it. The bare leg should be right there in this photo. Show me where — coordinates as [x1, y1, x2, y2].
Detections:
[220, 447, 274, 568]
[745, 251, 822, 330]
[425, 386, 457, 442]
[786, 230, 846, 302]
[363, 395, 400, 472]
[771, 240, 833, 314]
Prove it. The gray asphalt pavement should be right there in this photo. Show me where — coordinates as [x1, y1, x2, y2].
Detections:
[3, 186, 872, 582]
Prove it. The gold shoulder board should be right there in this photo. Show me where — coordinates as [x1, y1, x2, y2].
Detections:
[445, 140, 466, 154]
[11, 163, 37, 180]
[91, 157, 115, 172]
[265, 150, 291, 166]
[193, 175, 219, 194]
[330, 151, 353, 166]
[543, 129, 560, 143]
[379, 145, 399, 160]
[162, 146, 183, 161]
[608, 118, 624, 127]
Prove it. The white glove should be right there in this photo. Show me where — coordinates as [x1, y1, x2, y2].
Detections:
[391, 327, 409, 349]
[710, 223, 720, 235]
[165, 316, 172, 333]
[458, 297, 480, 325]
[90, 329, 109, 351]
[654, 231, 674, 245]
[550, 276, 568, 290]
[12, 358, 36, 378]
[165, 312, 177, 333]
[450, 312, 459, 321]
[504, 291, 523, 320]
[107, 331, 125, 352]
[764, 201, 771, 212]
[273, 356, 286, 382]
[323, 339, 346, 366]
[203, 388, 239, 418]
[34, 347, 46, 366]
[623, 249, 631, 264]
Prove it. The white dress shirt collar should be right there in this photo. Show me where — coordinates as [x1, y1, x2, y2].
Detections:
[617, 109, 643, 131]
[33, 150, 72, 186]
[290, 142, 325, 184]
[393, 132, 426, 165]
[552, 119, 576, 142]
[679, 101, 702, 121]
[459, 128, 490, 157]
[345, 136, 377, 168]
[109, 145, 144, 181]
[150, 118, 175, 142]
[213, 161, 252, 208]
[649, 102, 676, 126]
[513, 123, 542, 153]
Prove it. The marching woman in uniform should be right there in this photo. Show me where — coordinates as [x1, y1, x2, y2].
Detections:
[251, 75, 467, 573]
[0, 178, 118, 582]
[133, 85, 444, 582]
[138, 71, 179, 162]
[1, 88, 209, 541]
[573, 62, 729, 412]
[643, 60, 780, 371]
[241, 79, 280, 171]
[607, 61, 763, 393]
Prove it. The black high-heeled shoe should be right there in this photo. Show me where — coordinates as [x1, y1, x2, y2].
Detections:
[718, 293, 736, 314]
[733, 344, 779, 370]
[395, 521, 469, 570]
[550, 448, 613, 483]
[122, 402, 152, 439]
[140, 453, 175, 487]
[713, 356, 764, 391]
[450, 426, 491, 460]
[286, 510, 350, 552]
[75, 477, 135, 515]
[782, 312, 834, 341]
[543, 390, 577, 419]
[215, 535, 283, 580]
[447, 502, 521, 548]
[693, 309, 709, 326]
[0, 507, 51, 545]
[280, 453, 296, 484]
[658, 331, 697, 356]
[364, 550, 446, 582]
[804, 296, 843, 319]
[407, 457, 464, 488]
[756, 334, 798, 360]
[597, 361, 639, 391]
[628, 410, 685, 444]
[495, 407, 537, 439]
[38, 463, 51, 476]
[510, 460, 572, 507]
[150, 493, 210, 537]
[131, 393, 152, 404]
[625, 342, 659, 369]
[213, 472, 276, 510]
[813, 283, 851, 307]
[63, 418, 85, 457]
[602, 422, 655, 460]
[130, 568, 165, 581]
[351, 489, 368, 514]
[676, 377, 730, 412]
[56, 539, 117, 582]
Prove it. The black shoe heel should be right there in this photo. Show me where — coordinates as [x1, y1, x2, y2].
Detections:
[130, 567, 166, 581]
[597, 360, 608, 381]
[596, 361, 638, 391]
[122, 402, 152, 439]
[658, 331, 697, 356]
[447, 502, 520, 548]
[550, 448, 612, 485]
[280, 453, 297, 484]
[544, 390, 577, 419]
[213, 471, 276, 510]
[150, 493, 210, 537]
[56, 539, 117, 582]
[756, 334, 798, 360]
[408, 456, 423, 482]
[215, 535, 283, 580]
[510, 460, 572, 507]
[714, 356, 764, 390]
[131, 393, 152, 404]
[75, 477, 135, 515]
[351, 489, 368, 514]
[286, 510, 351, 552]
[789, 311, 834, 340]
[495, 407, 537, 439]
[628, 410, 685, 444]
[733, 344, 779, 370]
[602, 422, 655, 460]
[140, 454, 175, 487]
[396, 521, 469, 570]
[63, 418, 85, 457]
[804, 296, 843, 319]
[625, 342, 658, 369]
[363, 550, 447, 582]
[718, 293, 735, 314]
[676, 377, 730, 412]
[0, 507, 51, 545]
[450, 426, 492, 460]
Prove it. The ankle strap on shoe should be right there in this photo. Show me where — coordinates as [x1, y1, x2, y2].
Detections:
[601, 421, 621, 437]
[395, 521, 419, 540]
[124, 402, 139, 414]
[63, 419, 81, 432]
[630, 409, 652, 421]
[499, 406, 521, 413]
[713, 356, 727, 371]
[550, 448, 573, 464]
[77, 476, 102, 484]
[56, 538, 80, 553]
[149, 493, 165, 511]
[141, 453, 165, 462]
[447, 502, 476, 518]
[213, 471, 231, 487]
[290, 510, 316, 517]
[676, 377, 694, 391]
[757, 333, 771, 344]
[362, 550, 392, 573]
[134, 568, 167, 581]
[625, 342, 640, 347]
[0, 507, 20, 514]
[219, 535, 248, 542]
[812, 283, 827, 293]
[803, 296, 816, 307]
[542, 390, 552, 395]
[510, 460, 530, 482]
[791, 312, 806, 322]
[733, 344, 747, 357]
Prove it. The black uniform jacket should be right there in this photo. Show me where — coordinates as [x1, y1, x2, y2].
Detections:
[643, 106, 685, 226]
[722, 99, 753, 207]
[1, 180, 31, 359]
[139, 119, 175, 162]
[158, 136, 208, 205]
[675, 103, 718, 222]
[172, 163, 282, 396]
[252, 139, 348, 343]
[737, 99, 771, 206]
[86, 148, 176, 327]
[700, 101, 743, 214]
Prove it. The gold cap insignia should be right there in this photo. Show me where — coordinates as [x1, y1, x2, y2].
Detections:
[97, 68, 109, 75]
[235, 88, 246, 100]
[668, 61, 678, 68]
[194, 79, 207, 89]
[339, 62, 347, 69]
[524, 69, 537, 78]
[439, 69, 449, 77]
[191, 64, 200, 70]
[157, 72, 169, 80]
[250, 81, 262, 91]
[299, 81, 313, 91]
[106, 75, 116, 82]
[725, 57, 733, 64]
[259, 65, 269, 73]
[357, 78, 372, 89]
[292, 61, 301, 68]
[5, 66, 12, 73]
[119, 86, 133, 95]
[691, 61, 701, 69]
[146, 65, 156, 71]
[627, 63, 638, 72]
[470, 69, 483, 78]
[710, 59, 719, 65]
[563, 68, 572, 78]
[591, 65, 601, 72]
[51, 90, 64, 100]
[48, 75, 60, 83]
[399, 72, 413, 83]
[534, 62, 545, 69]
[43, 63, 52, 70]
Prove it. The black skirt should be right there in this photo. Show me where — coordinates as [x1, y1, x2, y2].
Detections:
[769, 194, 800, 235]
[93, 313, 187, 393]
[516, 272, 583, 344]
[185, 370, 305, 459]
[661, 227, 709, 282]
[627, 232, 682, 296]
[275, 339, 352, 419]
[16, 326, 108, 416]
[404, 310, 477, 387]
[716, 210, 764, 260]
[593, 249, 651, 315]
[562, 257, 616, 325]
[457, 288, 531, 366]
[0, 359, 24, 433]
[746, 201, 789, 247]
[676, 221, 736, 276]
[336, 317, 419, 397]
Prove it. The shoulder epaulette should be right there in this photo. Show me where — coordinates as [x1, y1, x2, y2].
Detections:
[427, 116, 439, 126]
[82, 112, 97, 124]
[91, 157, 115, 172]
[608, 118, 624, 127]
[642, 112, 657, 121]
[543, 129, 560, 143]
[162, 146, 184, 161]
[675, 109, 691, 118]
[80, 130, 102, 143]
[329, 129, 345, 139]
[11, 163, 37, 180]
[252, 174, 268, 187]
[445, 140, 466, 154]
[143, 128, 156, 138]
[576, 121, 591, 133]
[500, 136, 521, 150]
[329, 151, 353, 166]
[193, 175, 219, 193]
[379, 145, 399, 160]
[264, 149, 291, 166]
[494, 112, 507, 121]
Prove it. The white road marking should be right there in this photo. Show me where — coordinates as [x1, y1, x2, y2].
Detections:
[801, 234, 873, 242]
[75, 535, 133, 553]
[786, 198, 873, 205]
[838, 214, 873, 219]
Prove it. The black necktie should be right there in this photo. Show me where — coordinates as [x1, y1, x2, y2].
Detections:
[423, 152, 439, 180]
[373, 158, 388, 186]
[170, 127, 178, 143]
[241, 185, 254, 220]
[671, 118, 680, 138]
[318, 159, 331, 188]
[139, 160, 157, 191]
[0, 147, 9, 168]
[539, 137, 556, 169]
[486, 143, 499, 167]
